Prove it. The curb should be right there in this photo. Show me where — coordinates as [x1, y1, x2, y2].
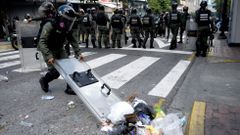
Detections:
[0, 43, 12, 51]
[186, 101, 206, 135]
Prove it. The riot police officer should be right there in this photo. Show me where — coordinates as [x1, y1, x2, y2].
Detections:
[96, 6, 110, 48]
[195, 1, 214, 57]
[119, 9, 128, 44]
[82, 8, 96, 48]
[169, 2, 181, 50]
[128, 8, 142, 48]
[179, 6, 190, 43]
[38, 4, 84, 95]
[142, 8, 155, 48]
[110, 9, 124, 48]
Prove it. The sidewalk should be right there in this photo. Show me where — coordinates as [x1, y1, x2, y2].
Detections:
[168, 38, 240, 135]
[0, 41, 12, 51]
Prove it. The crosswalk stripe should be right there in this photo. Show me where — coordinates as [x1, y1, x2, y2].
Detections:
[154, 38, 170, 48]
[0, 54, 19, 62]
[102, 56, 160, 89]
[0, 60, 21, 69]
[12, 51, 96, 73]
[121, 47, 193, 55]
[0, 74, 8, 82]
[87, 54, 126, 69]
[0, 51, 19, 57]
[148, 60, 191, 98]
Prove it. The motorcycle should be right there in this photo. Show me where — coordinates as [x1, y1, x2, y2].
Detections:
[10, 32, 18, 50]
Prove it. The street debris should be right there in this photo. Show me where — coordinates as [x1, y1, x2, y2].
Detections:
[101, 96, 186, 135]
[19, 121, 33, 127]
[41, 95, 55, 100]
[67, 101, 76, 109]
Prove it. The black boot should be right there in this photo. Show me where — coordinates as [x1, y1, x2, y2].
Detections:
[98, 42, 102, 48]
[39, 77, 49, 92]
[86, 40, 89, 48]
[91, 40, 96, 48]
[65, 85, 76, 95]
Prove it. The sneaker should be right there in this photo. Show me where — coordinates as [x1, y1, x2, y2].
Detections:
[65, 88, 76, 95]
[39, 77, 49, 93]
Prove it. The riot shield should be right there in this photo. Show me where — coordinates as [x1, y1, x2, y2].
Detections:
[185, 17, 197, 51]
[16, 21, 46, 72]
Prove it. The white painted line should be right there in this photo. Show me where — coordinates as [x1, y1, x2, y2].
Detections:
[82, 52, 96, 57]
[0, 60, 21, 69]
[12, 68, 41, 73]
[69, 51, 96, 58]
[126, 44, 134, 48]
[102, 56, 160, 89]
[154, 38, 170, 48]
[121, 47, 193, 55]
[0, 49, 15, 53]
[0, 51, 19, 57]
[87, 54, 126, 69]
[0, 74, 8, 82]
[0, 54, 19, 62]
[148, 60, 191, 98]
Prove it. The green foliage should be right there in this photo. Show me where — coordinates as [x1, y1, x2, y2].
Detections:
[148, 0, 171, 13]
[213, 0, 231, 14]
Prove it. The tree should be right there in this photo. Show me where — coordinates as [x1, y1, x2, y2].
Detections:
[213, 0, 231, 16]
[148, 0, 171, 13]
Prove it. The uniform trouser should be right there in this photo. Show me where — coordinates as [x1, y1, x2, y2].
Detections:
[42, 49, 68, 86]
[179, 24, 186, 42]
[159, 23, 165, 37]
[166, 25, 170, 39]
[196, 29, 209, 56]
[130, 27, 142, 47]
[84, 27, 96, 48]
[111, 28, 122, 48]
[98, 26, 109, 48]
[170, 24, 179, 48]
[143, 27, 154, 48]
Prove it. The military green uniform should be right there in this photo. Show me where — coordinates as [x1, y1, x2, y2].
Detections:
[82, 13, 96, 48]
[111, 13, 124, 48]
[169, 9, 181, 49]
[128, 14, 142, 48]
[195, 8, 213, 57]
[142, 13, 155, 48]
[96, 11, 110, 48]
[179, 11, 189, 43]
[38, 21, 81, 83]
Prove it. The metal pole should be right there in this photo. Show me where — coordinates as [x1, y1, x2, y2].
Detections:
[218, 0, 228, 39]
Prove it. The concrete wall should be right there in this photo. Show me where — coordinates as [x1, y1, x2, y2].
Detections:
[228, 0, 240, 45]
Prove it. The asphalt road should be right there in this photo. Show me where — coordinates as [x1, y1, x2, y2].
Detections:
[0, 37, 194, 135]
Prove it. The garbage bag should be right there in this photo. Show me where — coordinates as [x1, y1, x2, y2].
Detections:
[151, 113, 184, 135]
[107, 101, 134, 124]
[134, 103, 155, 120]
[108, 121, 130, 135]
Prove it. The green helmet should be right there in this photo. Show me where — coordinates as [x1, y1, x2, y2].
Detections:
[200, 1, 208, 8]
[172, 2, 178, 10]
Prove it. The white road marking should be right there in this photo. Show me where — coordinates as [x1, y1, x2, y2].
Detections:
[0, 51, 19, 57]
[102, 56, 160, 89]
[0, 74, 8, 82]
[121, 47, 193, 55]
[59, 53, 126, 80]
[12, 52, 96, 73]
[0, 60, 20, 69]
[87, 54, 126, 69]
[0, 54, 19, 62]
[148, 60, 191, 98]
[154, 38, 170, 48]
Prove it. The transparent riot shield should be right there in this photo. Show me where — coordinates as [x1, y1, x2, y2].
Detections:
[16, 21, 46, 72]
[185, 17, 197, 51]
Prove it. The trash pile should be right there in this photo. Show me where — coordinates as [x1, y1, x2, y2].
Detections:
[101, 96, 186, 135]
